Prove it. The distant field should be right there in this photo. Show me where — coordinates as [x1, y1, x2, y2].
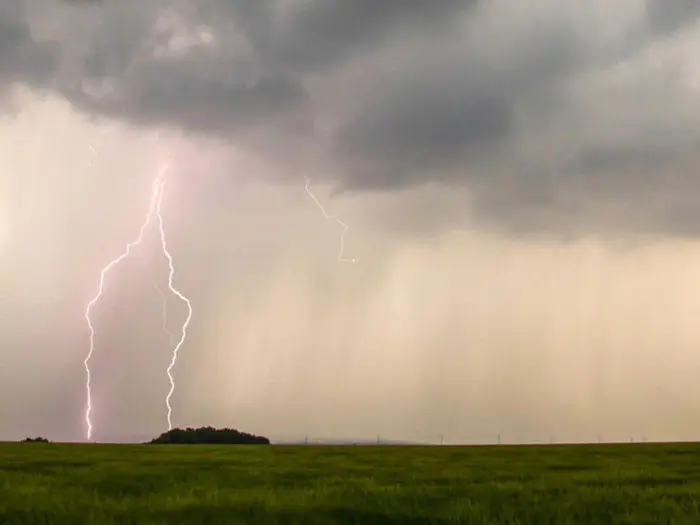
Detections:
[3, 442, 700, 524]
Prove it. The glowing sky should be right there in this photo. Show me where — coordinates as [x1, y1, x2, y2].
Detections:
[2, 1, 700, 444]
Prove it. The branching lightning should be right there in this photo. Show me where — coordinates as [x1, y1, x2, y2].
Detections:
[154, 173, 193, 432]
[304, 176, 357, 263]
[84, 173, 164, 441]
[83, 163, 191, 441]
[84, 162, 348, 441]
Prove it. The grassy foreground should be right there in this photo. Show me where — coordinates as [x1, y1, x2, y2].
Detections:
[2, 442, 700, 524]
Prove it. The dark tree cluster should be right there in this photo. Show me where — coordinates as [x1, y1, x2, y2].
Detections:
[22, 437, 50, 443]
[148, 426, 270, 445]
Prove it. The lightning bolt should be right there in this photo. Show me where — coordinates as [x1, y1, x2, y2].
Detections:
[154, 173, 193, 432]
[304, 176, 357, 263]
[84, 171, 166, 441]
[83, 163, 191, 441]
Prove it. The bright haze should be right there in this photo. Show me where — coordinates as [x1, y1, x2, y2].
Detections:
[1, 0, 700, 444]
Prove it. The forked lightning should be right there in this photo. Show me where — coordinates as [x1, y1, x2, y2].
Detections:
[304, 176, 357, 263]
[154, 174, 193, 432]
[83, 164, 191, 441]
[84, 169, 349, 441]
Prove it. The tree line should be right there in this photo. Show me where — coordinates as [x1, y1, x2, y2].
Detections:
[148, 426, 270, 445]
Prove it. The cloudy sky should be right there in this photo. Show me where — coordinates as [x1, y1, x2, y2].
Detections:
[1, 0, 700, 444]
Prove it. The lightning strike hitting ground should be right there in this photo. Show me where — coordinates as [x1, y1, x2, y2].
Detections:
[83, 164, 191, 441]
[154, 172, 193, 432]
[304, 176, 357, 263]
[83, 172, 165, 441]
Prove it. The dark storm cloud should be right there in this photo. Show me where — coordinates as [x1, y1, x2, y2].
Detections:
[572, 144, 682, 179]
[645, 0, 700, 36]
[0, 17, 55, 90]
[1, 0, 307, 131]
[0, 0, 476, 133]
[336, 92, 513, 189]
[188, 1, 471, 75]
[330, 18, 586, 189]
[66, 63, 305, 131]
[3, 0, 700, 236]
[259, 0, 473, 72]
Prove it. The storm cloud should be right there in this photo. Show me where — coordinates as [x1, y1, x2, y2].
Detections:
[2, 0, 700, 235]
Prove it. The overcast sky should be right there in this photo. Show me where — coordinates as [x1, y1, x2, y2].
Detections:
[2, 0, 700, 444]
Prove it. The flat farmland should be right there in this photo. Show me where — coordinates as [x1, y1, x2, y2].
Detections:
[2, 442, 700, 524]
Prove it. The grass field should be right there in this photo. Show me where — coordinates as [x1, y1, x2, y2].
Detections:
[2, 442, 700, 524]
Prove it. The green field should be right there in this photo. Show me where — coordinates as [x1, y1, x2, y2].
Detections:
[2, 442, 700, 524]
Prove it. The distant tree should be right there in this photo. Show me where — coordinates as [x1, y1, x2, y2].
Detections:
[147, 426, 270, 445]
[22, 437, 50, 443]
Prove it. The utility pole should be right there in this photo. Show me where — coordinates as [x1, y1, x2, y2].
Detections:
[497, 433, 501, 445]
[440, 434, 444, 446]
